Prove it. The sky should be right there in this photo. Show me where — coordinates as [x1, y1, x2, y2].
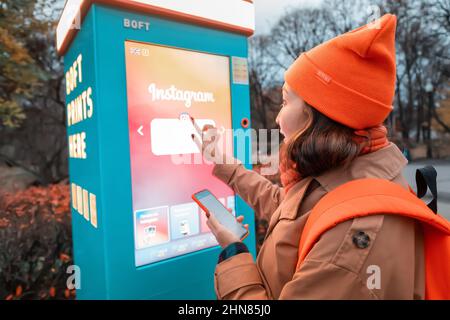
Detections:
[52, 0, 323, 36]
[254, 0, 323, 35]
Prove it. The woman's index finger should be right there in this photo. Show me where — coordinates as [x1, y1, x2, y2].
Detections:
[190, 116, 203, 136]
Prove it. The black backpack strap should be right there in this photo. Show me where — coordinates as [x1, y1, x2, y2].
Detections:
[415, 165, 438, 214]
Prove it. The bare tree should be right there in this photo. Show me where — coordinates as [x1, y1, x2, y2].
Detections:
[266, 7, 337, 71]
[249, 0, 449, 159]
[0, 0, 67, 184]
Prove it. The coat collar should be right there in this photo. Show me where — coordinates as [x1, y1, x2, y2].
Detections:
[277, 177, 315, 220]
[278, 142, 408, 220]
[313, 142, 408, 192]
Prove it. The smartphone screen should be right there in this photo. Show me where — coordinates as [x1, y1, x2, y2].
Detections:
[193, 190, 248, 240]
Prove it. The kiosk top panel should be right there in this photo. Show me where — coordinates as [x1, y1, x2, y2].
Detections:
[56, 0, 255, 55]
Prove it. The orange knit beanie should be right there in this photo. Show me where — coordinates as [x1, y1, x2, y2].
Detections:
[284, 14, 397, 129]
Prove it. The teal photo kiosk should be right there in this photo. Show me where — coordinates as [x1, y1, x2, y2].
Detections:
[56, 0, 256, 299]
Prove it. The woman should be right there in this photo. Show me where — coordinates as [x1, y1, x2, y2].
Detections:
[193, 14, 425, 299]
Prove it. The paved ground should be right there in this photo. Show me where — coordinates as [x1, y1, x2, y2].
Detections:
[403, 160, 450, 220]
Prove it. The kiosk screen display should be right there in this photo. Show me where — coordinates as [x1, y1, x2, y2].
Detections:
[124, 41, 235, 267]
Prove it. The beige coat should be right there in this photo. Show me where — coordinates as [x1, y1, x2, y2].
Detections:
[212, 143, 425, 299]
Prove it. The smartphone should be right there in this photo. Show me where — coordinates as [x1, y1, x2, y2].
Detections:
[192, 190, 249, 240]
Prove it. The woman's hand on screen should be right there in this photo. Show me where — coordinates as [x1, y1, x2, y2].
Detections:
[189, 116, 225, 164]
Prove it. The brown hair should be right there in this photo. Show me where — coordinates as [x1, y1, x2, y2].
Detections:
[285, 103, 362, 178]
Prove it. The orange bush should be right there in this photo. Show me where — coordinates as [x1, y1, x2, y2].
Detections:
[0, 183, 75, 299]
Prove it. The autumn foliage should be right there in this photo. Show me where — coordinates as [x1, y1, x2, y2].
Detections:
[0, 183, 75, 299]
[0, 177, 272, 300]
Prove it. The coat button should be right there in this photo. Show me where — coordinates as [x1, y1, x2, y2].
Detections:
[352, 231, 370, 249]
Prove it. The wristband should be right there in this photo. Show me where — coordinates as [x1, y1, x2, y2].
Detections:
[218, 242, 249, 263]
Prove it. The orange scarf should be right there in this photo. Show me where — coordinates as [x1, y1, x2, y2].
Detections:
[279, 125, 389, 193]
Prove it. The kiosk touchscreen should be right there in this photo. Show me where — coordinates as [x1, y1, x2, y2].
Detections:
[57, 0, 255, 299]
[124, 41, 236, 267]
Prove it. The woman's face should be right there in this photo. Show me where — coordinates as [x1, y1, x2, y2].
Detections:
[276, 83, 310, 140]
